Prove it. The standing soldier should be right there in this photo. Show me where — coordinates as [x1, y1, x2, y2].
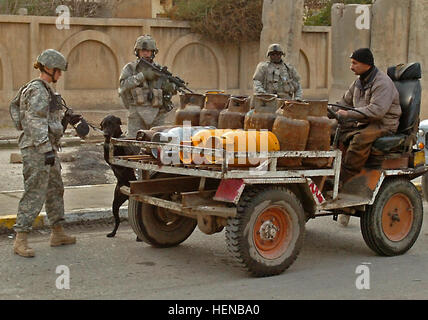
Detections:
[11, 49, 80, 257]
[253, 43, 303, 100]
[119, 34, 177, 138]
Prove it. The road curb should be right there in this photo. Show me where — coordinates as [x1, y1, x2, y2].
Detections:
[0, 136, 104, 149]
[0, 207, 128, 234]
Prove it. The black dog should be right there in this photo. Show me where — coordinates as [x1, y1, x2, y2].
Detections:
[100, 115, 139, 239]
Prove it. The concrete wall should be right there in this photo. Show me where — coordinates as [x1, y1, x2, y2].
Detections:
[0, 15, 331, 122]
[331, 0, 428, 119]
[259, 0, 304, 67]
[330, 3, 371, 101]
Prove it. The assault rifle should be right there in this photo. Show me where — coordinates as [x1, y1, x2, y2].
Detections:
[137, 57, 194, 94]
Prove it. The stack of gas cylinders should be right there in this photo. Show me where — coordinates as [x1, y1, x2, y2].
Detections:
[137, 91, 335, 168]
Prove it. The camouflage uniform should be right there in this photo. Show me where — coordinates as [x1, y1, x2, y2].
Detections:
[13, 50, 68, 233]
[119, 35, 173, 138]
[119, 61, 168, 137]
[253, 44, 303, 100]
[14, 79, 66, 233]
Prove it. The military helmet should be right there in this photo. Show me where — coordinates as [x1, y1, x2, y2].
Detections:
[266, 43, 285, 58]
[134, 34, 159, 56]
[37, 49, 68, 71]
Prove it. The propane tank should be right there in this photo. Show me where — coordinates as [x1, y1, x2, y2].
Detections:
[175, 93, 205, 126]
[180, 129, 239, 164]
[272, 100, 310, 167]
[303, 117, 335, 168]
[199, 91, 231, 127]
[302, 100, 334, 168]
[202, 130, 280, 166]
[218, 96, 250, 129]
[306, 99, 329, 117]
[151, 126, 215, 161]
[244, 94, 278, 131]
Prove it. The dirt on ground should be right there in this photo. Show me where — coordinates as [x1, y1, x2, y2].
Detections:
[0, 143, 116, 192]
[62, 143, 115, 186]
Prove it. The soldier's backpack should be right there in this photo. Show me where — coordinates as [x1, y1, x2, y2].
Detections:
[9, 79, 44, 131]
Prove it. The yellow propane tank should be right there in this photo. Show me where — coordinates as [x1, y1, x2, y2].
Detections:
[180, 129, 238, 164]
[202, 130, 280, 166]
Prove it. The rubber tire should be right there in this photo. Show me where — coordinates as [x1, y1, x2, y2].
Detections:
[361, 178, 423, 256]
[128, 173, 197, 248]
[226, 186, 305, 277]
[421, 173, 428, 202]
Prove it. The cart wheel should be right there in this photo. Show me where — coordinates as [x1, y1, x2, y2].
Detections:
[361, 178, 423, 256]
[226, 186, 305, 277]
[128, 173, 197, 247]
[128, 198, 197, 247]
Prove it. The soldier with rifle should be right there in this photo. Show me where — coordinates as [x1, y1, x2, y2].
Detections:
[119, 34, 190, 138]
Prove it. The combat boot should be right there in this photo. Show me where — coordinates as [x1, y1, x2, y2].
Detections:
[13, 232, 35, 257]
[50, 225, 76, 247]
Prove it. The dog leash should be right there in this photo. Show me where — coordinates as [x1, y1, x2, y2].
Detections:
[87, 121, 104, 134]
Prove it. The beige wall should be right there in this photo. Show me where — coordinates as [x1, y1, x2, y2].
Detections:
[331, 0, 428, 119]
[0, 15, 330, 123]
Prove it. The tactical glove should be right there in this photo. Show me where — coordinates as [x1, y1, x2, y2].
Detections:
[63, 108, 82, 126]
[69, 114, 82, 126]
[142, 68, 158, 81]
[44, 151, 55, 167]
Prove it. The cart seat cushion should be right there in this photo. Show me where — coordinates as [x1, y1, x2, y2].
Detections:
[395, 80, 422, 135]
[387, 62, 422, 135]
[387, 62, 421, 81]
[372, 134, 407, 153]
[371, 62, 422, 154]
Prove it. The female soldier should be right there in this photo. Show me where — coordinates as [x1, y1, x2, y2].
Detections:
[12, 49, 79, 257]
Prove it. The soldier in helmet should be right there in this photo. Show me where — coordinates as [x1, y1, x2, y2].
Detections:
[10, 49, 79, 257]
[119, 34, 177, 138]
[253, 43, 303, 100]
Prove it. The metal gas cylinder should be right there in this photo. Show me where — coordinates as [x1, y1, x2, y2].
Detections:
[180, 129, 239, 164]
[305, 99, 329, 117]
[175, 93, 205, 126]
[272, 100, 310, 167]
[202, 130, 280, 166]
[218, 96, 250, 129]
[151, 126, 215, 160]
[302, 100, 334, 168]
[303, 116, 335, 168]
[199, 91, 231, 127]
[244, 94, 278, 131]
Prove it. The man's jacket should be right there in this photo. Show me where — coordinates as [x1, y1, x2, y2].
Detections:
[339, 67, 402, 133]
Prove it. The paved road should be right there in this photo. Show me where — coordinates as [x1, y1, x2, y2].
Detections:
[1, 203, 427, 301]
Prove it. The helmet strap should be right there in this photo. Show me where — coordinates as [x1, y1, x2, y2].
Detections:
[40, 66, 58, 83]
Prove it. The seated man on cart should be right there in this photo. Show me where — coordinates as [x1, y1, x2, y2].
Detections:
[329, 48, 402, 184]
